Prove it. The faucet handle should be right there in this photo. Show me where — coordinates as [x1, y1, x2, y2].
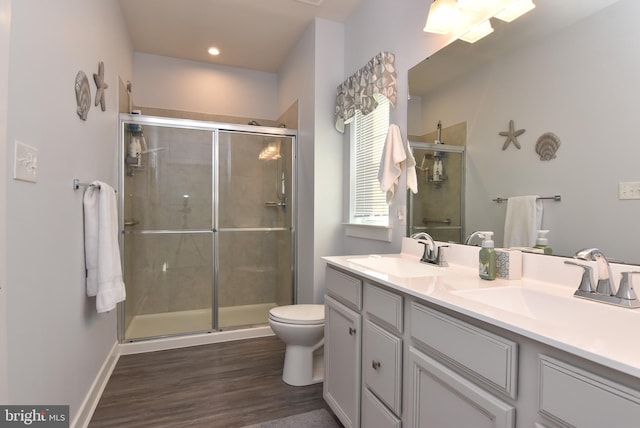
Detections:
[616, 272, 640, 301]
[418, 241, 432, 262]
[564, 261, 595, 293]
[436, 245, 449, 267]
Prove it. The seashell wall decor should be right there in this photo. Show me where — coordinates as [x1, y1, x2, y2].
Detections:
[535, 132, 561, 161]
[75, 71, 91, 121]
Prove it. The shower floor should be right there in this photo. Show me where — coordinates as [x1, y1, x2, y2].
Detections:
[125, 302, 277, 340]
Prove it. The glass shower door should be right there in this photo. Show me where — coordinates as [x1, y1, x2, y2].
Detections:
[122, 123, 214, 340]
[216, 131, 294, 330]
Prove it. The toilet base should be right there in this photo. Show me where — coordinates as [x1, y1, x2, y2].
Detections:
[282, 342, 324, 386]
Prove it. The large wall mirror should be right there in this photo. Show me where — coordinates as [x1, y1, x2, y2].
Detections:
[407, 0, 639, 264]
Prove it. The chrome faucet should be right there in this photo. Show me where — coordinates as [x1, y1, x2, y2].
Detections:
[575, 248, 616, 295]
[464, 231, 483, 246]
[411, 232, 448, 266]
[564, 248, 640, 309]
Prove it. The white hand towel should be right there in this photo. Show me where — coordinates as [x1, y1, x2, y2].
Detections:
[503, 195, 543, 248]
[83, 181, 126, 313]
[406, 145, 418, 194]
[378, 124, 410, 203]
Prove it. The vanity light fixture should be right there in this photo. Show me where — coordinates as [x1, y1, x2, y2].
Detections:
[424, 0, 535, 42]
[494, 0, 535, 22]
[259, 139, 281, 160]
[459, 19, 494, 43]
[424, 0, 461, 34]
[207, 47, 220, 56]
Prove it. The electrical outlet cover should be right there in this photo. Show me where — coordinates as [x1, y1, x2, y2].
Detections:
[13, 140, 38, 183]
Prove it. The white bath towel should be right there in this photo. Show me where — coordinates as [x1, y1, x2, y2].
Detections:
[83, 181, 126, 313]
[503, 195, 543, 248]
[406, 144, 418, 195]
[378, 124, 416, 203]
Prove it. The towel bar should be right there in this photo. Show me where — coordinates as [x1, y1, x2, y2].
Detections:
[72, 179, 101, 190]
[493, 195, 561, 203]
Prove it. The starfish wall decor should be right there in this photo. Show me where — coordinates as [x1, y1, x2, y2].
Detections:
[499, 120, 525, 150]
[93, 61, 108, 112]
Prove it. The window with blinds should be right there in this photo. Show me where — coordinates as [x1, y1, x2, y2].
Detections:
[350, 95, 390, 225]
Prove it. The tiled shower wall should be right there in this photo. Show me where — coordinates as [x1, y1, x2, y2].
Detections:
[410, 122, 466, 243]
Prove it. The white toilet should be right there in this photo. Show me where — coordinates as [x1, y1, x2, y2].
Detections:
[268, 304, 325, 386]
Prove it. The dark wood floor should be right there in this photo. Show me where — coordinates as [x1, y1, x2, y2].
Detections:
[89, 336, 337, 428]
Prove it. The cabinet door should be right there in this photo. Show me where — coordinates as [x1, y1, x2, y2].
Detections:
[324, 295, 362, 428]
[362, 388, 402, 428]
[407, 346, 515, 428]
[363, 319, 402, 414]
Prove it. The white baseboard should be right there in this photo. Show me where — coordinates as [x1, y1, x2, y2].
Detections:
[72, 341, 120, 428]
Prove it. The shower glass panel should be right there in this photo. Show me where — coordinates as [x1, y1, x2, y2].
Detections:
[408, 143, 465, 243]
[122, 123, 214, 340]
[119, 115, 296, 341]
[216, 131, 293, 330]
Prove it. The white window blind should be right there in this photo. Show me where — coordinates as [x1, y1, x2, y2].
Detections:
[351, 95, 390, 225]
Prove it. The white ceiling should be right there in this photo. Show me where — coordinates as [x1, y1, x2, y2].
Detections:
[118, 0, 363, 73]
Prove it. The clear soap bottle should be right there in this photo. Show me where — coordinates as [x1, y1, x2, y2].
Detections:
[478, 231, 497, 281]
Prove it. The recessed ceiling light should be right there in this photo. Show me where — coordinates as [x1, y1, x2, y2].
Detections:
[208, 47, 220, 56]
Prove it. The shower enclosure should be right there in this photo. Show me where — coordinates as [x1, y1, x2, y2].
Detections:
[118, 115, 296, 341]
[408, 141, 465, 243]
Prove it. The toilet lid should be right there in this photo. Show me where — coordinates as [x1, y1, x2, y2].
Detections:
[269, 304, 325, 325]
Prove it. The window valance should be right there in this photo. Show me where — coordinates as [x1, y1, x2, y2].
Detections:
[335, 51, 397, 133]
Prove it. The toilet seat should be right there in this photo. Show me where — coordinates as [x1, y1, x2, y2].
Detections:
[269, 304, 324, 325]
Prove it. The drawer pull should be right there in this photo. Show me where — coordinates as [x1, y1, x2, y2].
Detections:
[372, 360, 381, 370]
[349, 327, 357, 336]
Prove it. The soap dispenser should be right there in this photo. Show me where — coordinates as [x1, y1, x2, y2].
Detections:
[534, 230, 553, 255]
[478, 231, 497, 281]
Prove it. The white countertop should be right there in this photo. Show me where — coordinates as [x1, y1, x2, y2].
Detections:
[323, 243, 640, 379]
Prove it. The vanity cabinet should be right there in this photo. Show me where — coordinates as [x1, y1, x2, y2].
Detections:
[324, 267, 363, 428]
[323, 262, 640, 428]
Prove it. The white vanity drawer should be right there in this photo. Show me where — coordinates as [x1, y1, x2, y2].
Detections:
[410, 302, 518, 398]
[362, 388, 402, 428]
[363, 319, 402, 415]
[364, 282, 403, 334]
[326, 266, 362, 310]
[539, 355, 640, 428]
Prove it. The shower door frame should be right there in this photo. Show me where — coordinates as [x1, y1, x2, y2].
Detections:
[117, 114, 298, 342]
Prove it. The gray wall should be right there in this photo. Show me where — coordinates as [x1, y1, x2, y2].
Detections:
[4, 0, 133, 422]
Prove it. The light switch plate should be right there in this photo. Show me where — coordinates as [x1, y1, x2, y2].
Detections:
[618, 181, 640, 200]
[13, 140, 38, 183]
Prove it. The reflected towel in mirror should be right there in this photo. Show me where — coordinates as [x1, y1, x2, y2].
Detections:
[503, 195, 543, 247]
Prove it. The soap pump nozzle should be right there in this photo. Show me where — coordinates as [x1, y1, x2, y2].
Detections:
[479, 231, 494, 248]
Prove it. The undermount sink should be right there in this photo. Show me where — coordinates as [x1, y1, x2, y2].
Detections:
[452, 286, 581, 323]
[347, 256, 447, 278]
